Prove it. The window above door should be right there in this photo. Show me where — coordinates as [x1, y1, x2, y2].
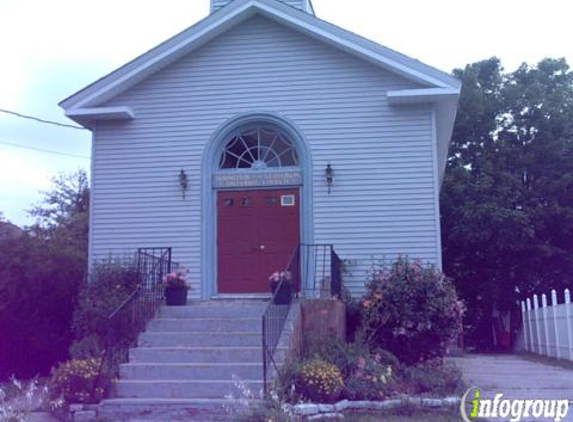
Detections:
[219, 126, 299, 170]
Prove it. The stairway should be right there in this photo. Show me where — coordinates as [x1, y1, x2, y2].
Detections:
[98, 301, 283, 421]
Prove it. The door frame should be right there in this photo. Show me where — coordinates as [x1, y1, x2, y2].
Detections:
[201, 112, 314, 300]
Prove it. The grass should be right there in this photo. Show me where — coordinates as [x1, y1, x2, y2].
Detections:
[518, 352, 573, 371]
[341, 408, 462, 422]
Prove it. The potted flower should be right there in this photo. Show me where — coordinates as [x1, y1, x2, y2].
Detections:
[162, 266, 190, 306]
[268, 270, 293, 305]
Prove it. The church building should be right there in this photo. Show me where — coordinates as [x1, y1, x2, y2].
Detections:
[60, 0, 460, 300]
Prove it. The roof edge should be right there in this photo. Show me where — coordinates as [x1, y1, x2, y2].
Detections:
[59, 0, 460, 111]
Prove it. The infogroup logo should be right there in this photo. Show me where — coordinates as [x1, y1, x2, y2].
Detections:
[460, 387, 570, 422]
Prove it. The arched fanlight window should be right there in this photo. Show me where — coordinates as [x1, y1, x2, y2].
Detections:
[219, 126, 299, 170]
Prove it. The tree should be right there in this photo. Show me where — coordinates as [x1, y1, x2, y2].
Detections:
[441, 58, 573, 349]
[0, 170, 89, 379]
[29, 170, 90, 259]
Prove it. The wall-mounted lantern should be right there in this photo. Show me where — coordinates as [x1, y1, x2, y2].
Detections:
[325, 164, 334, 194]
[179, 169, 189, 199]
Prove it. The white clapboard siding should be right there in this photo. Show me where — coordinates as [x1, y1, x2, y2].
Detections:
[92, 16, 438, 298]
[212, 0, 312, 13]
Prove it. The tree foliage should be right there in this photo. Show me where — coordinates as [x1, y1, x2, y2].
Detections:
[441, 58, 573, 348]
[0, 170, 89, 379]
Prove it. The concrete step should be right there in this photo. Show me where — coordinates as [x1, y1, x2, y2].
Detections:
[119, 363, 263, 380]
[130, 347, 283, 364]
[158, 304, 267, 319]
[138, 332, 261, 347]
[98, 398, 250, 422]
[115, 380, 264, 399]
[147, 317, 261, 332]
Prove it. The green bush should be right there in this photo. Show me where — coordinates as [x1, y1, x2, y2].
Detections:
[345, 300, 363, 342]
[0, 235, 85, 380]
[49, 358, 105, 405]
[343, 354, 394, 400]
[400, 360, 465, 396]
[295, 359, 344, 403]
[71, 258, 141, 358]
[361, 257, 464, 364]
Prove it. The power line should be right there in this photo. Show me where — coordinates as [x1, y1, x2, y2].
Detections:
[0, 108, 87, 131]
[0, 141, 90, 159]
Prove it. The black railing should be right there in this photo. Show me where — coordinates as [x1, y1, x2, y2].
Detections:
[94, 247, 177, 394]
[262, 244, 342, 395]
[299, 244, 342, 299]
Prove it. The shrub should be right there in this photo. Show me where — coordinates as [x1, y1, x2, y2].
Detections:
[345, 299, 363, 342]
[400, 360, 465, 396]
[295, 359, 344, 403]
[71, 258, 141, 358]
[371, 348, 400, 369]
[361, 257, 464, 364]
[343, 354, 393, 400]
[0, 234, 84, 379]
[49, 358, 105, 405]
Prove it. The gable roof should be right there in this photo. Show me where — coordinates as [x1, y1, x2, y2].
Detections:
[59, 0, 460, 182]
[59, 0, 459, 110]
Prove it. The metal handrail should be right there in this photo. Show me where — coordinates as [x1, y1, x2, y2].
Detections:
[93, 247, 177, 395]
[262, 243, 343, 395]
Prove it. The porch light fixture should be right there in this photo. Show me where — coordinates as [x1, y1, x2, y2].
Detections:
[179, 169, 189, 199]
[325, 164, 334, 194]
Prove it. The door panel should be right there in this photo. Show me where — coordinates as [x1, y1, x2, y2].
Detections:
[217, 189, 300, 294]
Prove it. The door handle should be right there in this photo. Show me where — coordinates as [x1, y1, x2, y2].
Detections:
[255, 244, 266, 251]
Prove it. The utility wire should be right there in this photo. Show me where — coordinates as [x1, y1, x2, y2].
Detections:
[0, 108, 87, 131]
[0, 141, 90, 159]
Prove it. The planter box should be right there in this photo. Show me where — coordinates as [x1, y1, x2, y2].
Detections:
[271, 281, 293, 305]
[164, 286, 188, 306]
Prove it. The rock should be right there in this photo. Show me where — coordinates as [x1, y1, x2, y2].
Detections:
[294, 404, 319, 416]
[73, 410, 96, 422]
[334, 400, 350, 412]
[307, 413, 344, 421]
[318, 404, 335, 413]
[406, 396, 422, 407]
[346, 401, 370, 410]
[372, 399, 402, 410]
[69, 404, 84, 412]
[421, 398, 443, 408]
[444, 397, 461, 407]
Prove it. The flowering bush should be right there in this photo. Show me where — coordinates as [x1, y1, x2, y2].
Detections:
[343, 354, 394, 400]
[295, 359, 344, 403]
[162, 266, 190, 288]
[268, 271, 292, 284]
[49, 358, 105, 405]
[361, 257, 465, 364]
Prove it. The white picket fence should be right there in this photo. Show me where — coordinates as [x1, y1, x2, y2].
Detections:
[521, 289, 573, 361]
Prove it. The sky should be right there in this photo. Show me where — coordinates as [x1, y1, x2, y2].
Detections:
[1, 0, 572, 226]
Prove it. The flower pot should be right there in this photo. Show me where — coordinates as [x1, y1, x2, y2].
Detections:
[271, 281, 293, 305]
[164, 285, 188, 306]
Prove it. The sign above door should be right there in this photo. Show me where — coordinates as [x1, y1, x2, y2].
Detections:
[213, 171, 303, 189]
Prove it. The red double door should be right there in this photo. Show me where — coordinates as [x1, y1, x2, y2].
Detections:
[217, 189, 300, 294]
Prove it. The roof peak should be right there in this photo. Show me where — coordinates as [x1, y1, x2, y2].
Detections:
[211, 0, 315, 15]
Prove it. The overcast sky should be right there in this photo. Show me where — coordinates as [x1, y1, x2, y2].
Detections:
[1, 0, 572, 226]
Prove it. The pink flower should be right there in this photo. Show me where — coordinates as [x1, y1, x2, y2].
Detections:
[357, 358, 366, 369]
